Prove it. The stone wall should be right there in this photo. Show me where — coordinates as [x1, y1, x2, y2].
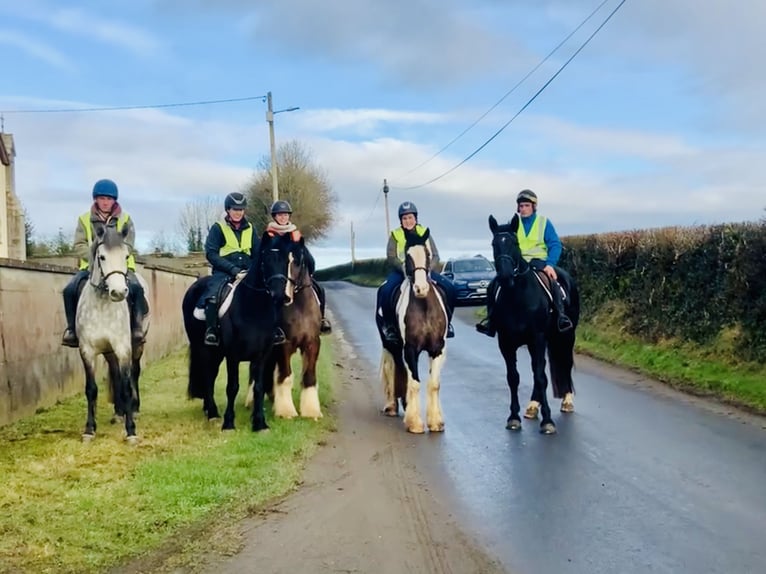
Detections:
[0, 258, 199, 426]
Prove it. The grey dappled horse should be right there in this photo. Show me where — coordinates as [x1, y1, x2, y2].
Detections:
[76, 225, 150, 443]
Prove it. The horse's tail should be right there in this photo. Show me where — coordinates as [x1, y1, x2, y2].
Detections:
[182, 279, 208, 400]
[548, 329, 576, 399]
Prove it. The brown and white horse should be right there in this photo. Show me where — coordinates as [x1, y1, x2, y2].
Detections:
[378, 228, 449, 433]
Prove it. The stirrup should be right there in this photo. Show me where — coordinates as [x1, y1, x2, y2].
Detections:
[320, 318, 332, 335]
[446, 323, 455, 338]
[475, 319, 495, 338]
[272, 327, 286, 345]
[557, 316, 573, 332]
[61, 329, 79, 348]
[382, 326, 399, 344]
[204, 329, 219, 346]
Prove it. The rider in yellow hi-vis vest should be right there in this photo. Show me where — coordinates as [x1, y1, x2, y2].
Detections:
[195, 191, 285, 347]
[266, 199, 332, 335]
[476, 189, 573, 337]
[61, 179, 148, 348]
[375, 201, 457, 344]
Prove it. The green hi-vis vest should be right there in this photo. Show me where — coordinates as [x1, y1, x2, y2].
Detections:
[78, 212, 135, 271]
[517, 215, 548, 262]
[392, 224, 427, 262]
[218, 220, 253, 257]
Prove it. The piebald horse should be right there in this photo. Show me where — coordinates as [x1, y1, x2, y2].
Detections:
[377, 228, 449, 433]
[76, 225, 150, 443]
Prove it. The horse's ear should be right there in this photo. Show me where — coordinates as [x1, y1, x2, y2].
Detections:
[422, 227, 430, 241]
[95, 225, 106, 240]
[489, 215, 498, 234]
[120, 225, 129, 239]
[509, 214, 519, 233]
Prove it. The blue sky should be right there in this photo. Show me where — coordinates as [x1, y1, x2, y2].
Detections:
[2, 0, 765, 267]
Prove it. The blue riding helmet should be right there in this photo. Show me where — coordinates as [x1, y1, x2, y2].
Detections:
[92, 179, 119, 200]
[398, 201, 418, 219]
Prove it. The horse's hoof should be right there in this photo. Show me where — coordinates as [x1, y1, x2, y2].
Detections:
[524, 402, 540, 419]
[406, 423, 425, 434]
[540, 423, 557, 435]
[382, 405, 398, 417]
[125, 435, 139, 445]
[506, 419, 522, 431]
[82, 433, 95, 443]
[560, 393, 574, 413]
[428, 423, 445, 432]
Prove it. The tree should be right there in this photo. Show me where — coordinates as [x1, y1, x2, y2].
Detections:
[149, 230, 180, 255]
[23, 206, 34, 256]
[51, 228, 74, 256]
[177, 196, 220, 252]
[244, 140, 337, 241]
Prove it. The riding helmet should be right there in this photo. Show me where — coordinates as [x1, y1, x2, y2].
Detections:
[224, 192, 248, 211]
[92, 179, 119, 200]
[516, 189, 538, 205]
[398, 201, 418, 219]
[270, 200, 293, 215]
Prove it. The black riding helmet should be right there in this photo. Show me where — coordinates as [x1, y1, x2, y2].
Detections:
[225, 192, 247, 211]
[398, 201, 418, 219]
[270, 200, 293, 216]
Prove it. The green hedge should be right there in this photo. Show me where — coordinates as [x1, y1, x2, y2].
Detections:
[315, 258, 388, 282]
[561, 222, 766, 362]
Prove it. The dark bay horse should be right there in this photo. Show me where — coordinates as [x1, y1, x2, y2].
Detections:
[376, 228, 449, 433]
[181, 232, 295, 432]
[488, 214, 580, 434]
[76, 225, 150, 443]
[247, 237, 323, 420]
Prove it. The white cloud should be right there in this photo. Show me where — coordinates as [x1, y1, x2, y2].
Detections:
[0, 30, 75, 71]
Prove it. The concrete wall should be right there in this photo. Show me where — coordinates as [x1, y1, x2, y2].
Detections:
[0, 258, 199, 426]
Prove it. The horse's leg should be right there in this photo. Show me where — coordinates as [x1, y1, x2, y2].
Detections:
[80, 347, 99, 441]
[299, 339, 322, 420]
[425, 349, 446, 432]
[272, 344, 299, 418]
[250, 359, 269, 432]
[104, 352, 124, 424]
[116, 350, 138, 443]
[131, 345, 143, 414]
[549, 330, 576, 413]
[402, 345, 424, 434]
[528, 336, 556, 434]
[499, 337, 522, 430]
[380, 348, 398, 416]
[222, 356, 240, 431]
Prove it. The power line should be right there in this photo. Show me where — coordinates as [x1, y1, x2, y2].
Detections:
[394, 0, 613, 181]
[0, 94, 267, 114]
[393, 0, 629, 192]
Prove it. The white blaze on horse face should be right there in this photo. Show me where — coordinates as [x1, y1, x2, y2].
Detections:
[97, 243, 129, 302]
[409, 244, 431, 298]
[284, 251, 296, 305]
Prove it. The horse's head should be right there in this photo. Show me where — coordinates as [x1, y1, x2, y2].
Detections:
[257, 232, 293, 306]
[489, 214, 526, 285]
[285, 236, 310, 305]
[403, 227, 432, 298]
[89, 225, 130, 301]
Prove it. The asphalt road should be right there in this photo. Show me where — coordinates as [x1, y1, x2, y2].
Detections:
[326, 281, 766, 574]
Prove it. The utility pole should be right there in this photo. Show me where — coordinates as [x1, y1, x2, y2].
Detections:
[350, 221, 356, 269]
[383, 178, 391, 238]
[266, 92, 279, 203]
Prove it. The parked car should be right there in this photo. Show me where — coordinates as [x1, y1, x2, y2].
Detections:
[441, 255, 496, 305]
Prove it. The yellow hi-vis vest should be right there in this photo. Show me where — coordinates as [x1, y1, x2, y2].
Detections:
[517, 215, 548, 262]
[392, 224, 427, 262]
[78, 212, 135, 271]
[218, 220, 253, 257]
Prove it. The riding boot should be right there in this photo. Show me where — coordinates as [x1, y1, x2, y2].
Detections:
[313, 278, 332, 334]
[61, 278, 81, 347]
[551, 280, 573, 332]
[271, 304, 286, 345]
[128, 275, 148, 344]
[475, 279, 497, 337]
[381, 307, 400, 344]
[204, 298, 219, 346]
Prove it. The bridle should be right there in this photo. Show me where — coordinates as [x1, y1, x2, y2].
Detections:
[494, 232, 529, 280]
[91, 240, 128, 293]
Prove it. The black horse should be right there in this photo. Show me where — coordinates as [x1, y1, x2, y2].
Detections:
[488, 214, 580, 434]
[181, 231, 296, 432]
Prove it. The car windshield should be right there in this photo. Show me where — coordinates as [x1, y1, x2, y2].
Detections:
[453, 259, 494, 273]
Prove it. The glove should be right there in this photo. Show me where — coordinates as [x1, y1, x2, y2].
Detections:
[235, 270, 248, 281]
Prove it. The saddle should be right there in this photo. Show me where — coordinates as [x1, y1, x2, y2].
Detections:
[215, 276, 244, 319]
[531, 269, 567, 304]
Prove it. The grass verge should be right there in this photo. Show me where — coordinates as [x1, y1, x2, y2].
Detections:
[0, 342, 337, 574]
